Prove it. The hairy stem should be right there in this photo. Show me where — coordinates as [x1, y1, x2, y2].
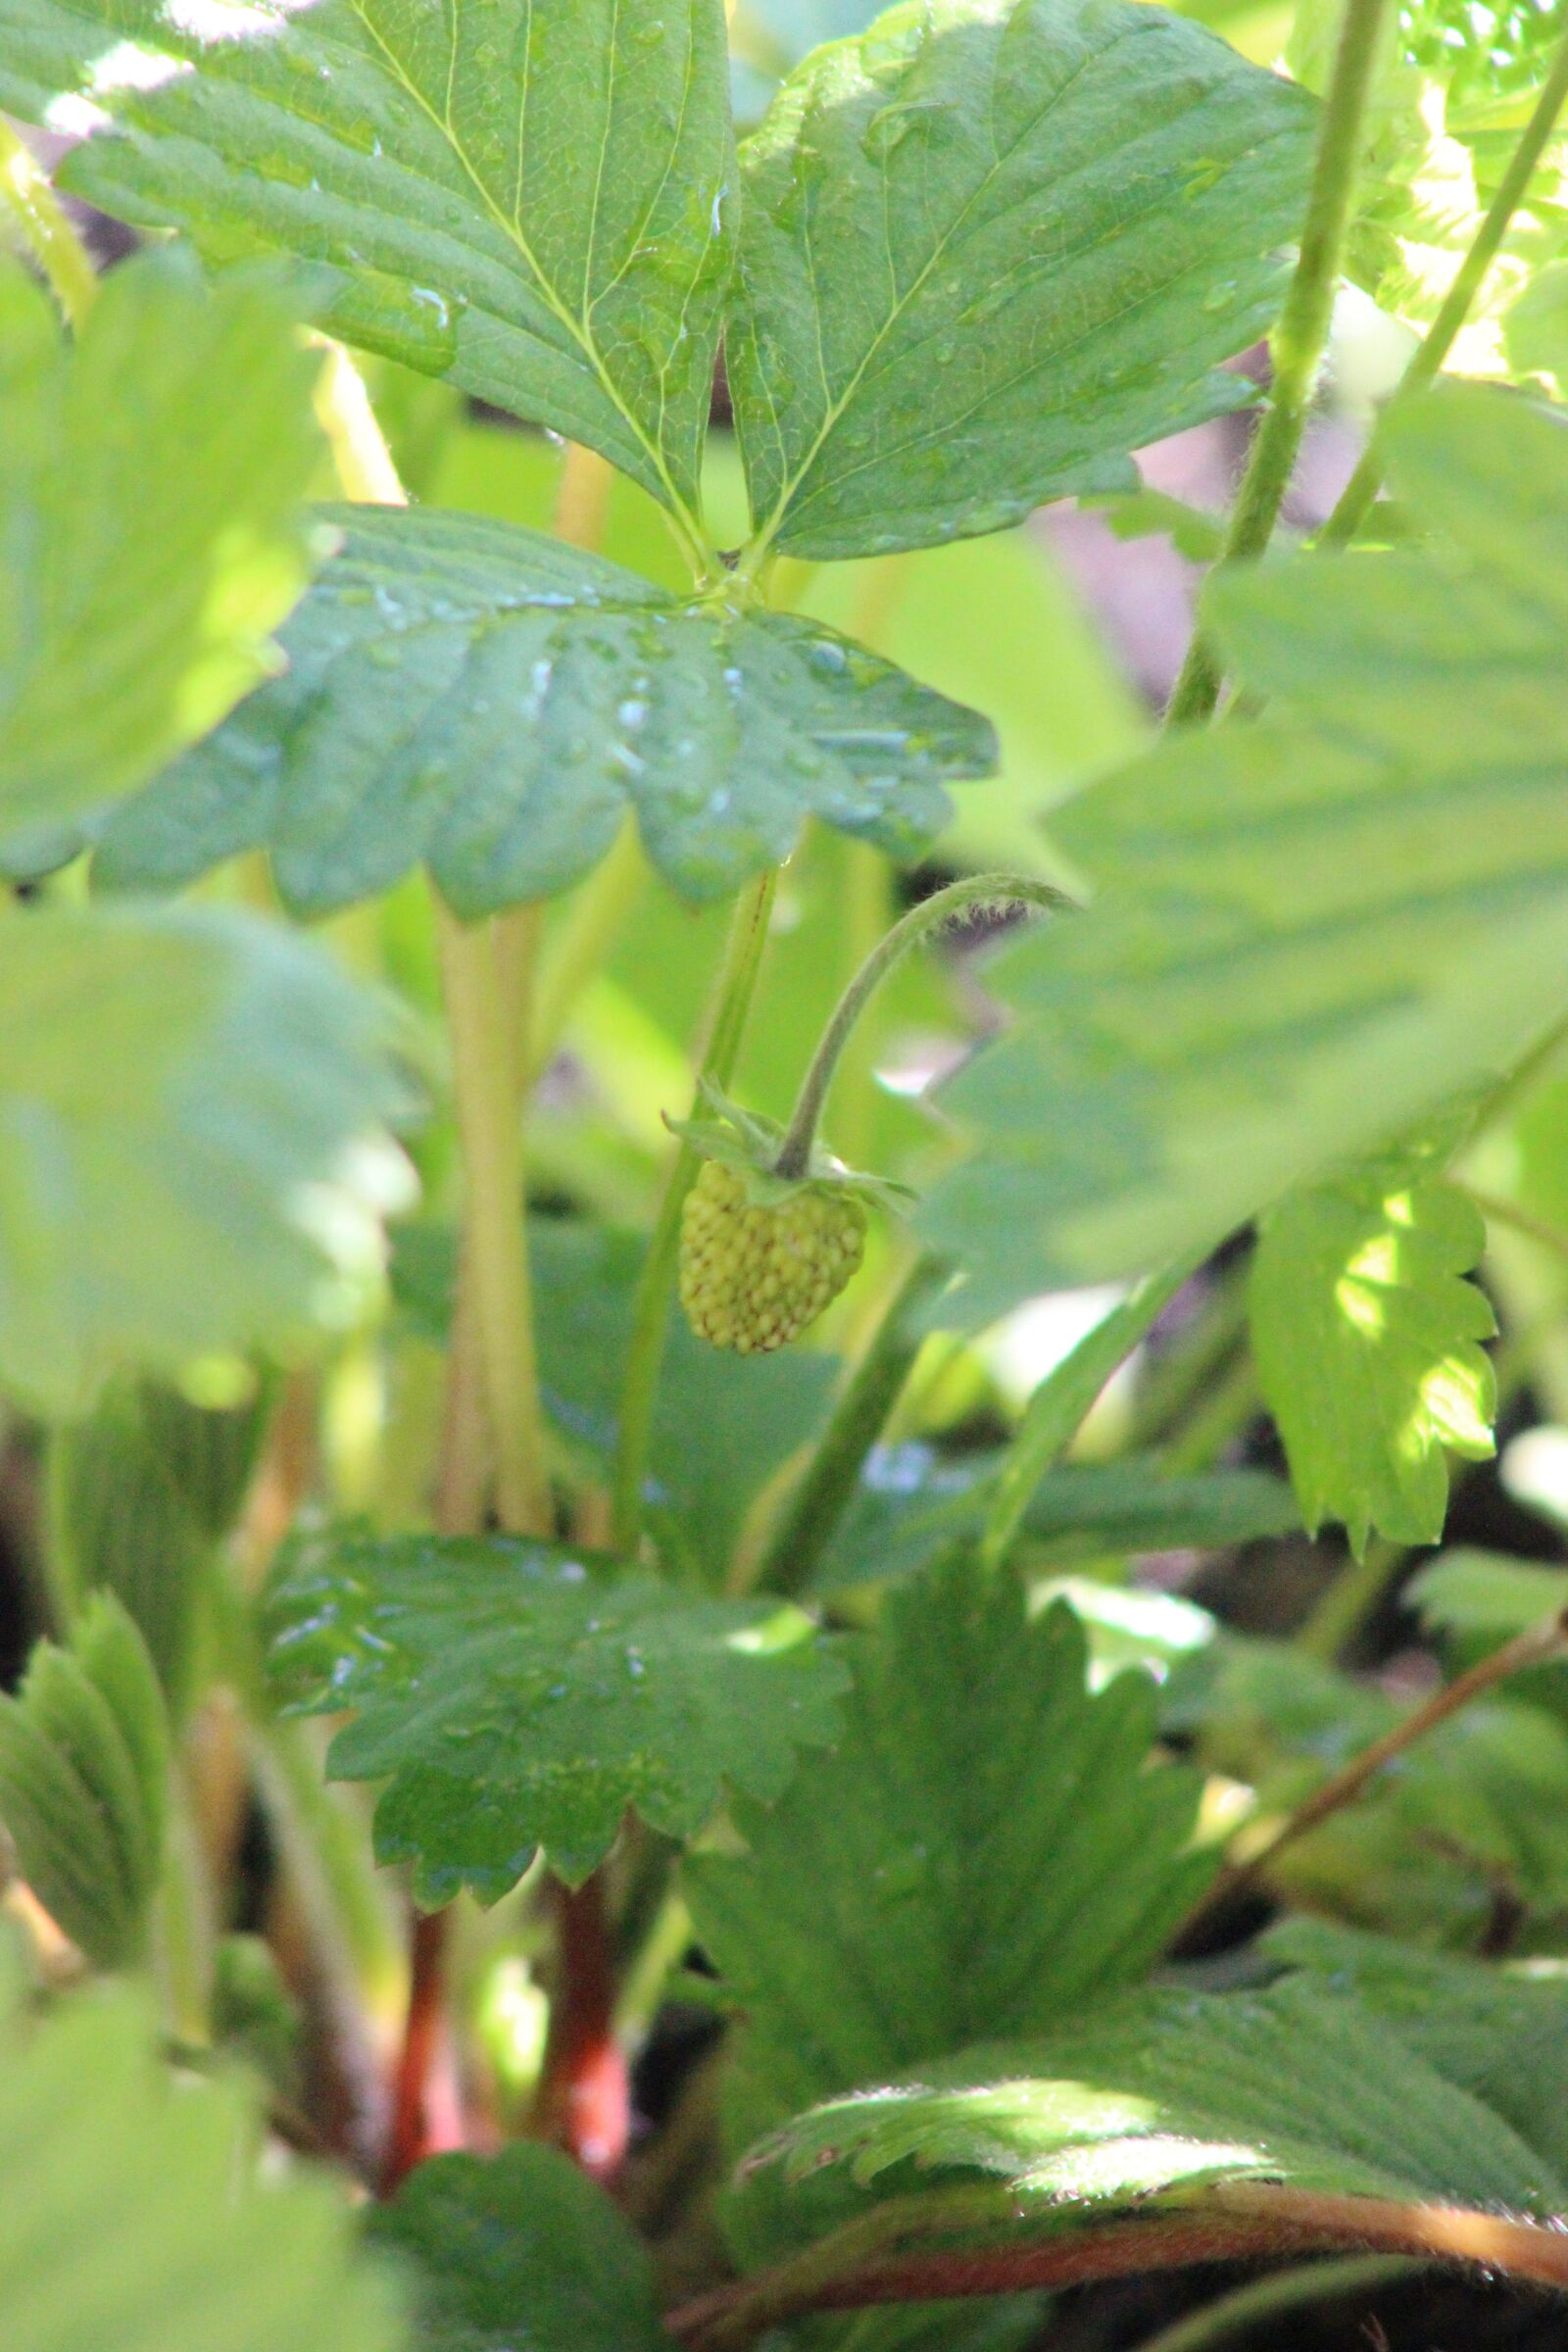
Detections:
[534, 1875, 630, 2181]
[1181, 1604, 1568, 1937]
[1320, 24, 1568, 549]
[669, 2182, 1568, 2348]
[774, 875, 1068, 1181]
[0, 121, 98, 328]
[979, 1254, 1200, 1572]
[610, 868, 779, 1557]
[1164, 0, 1395, 726]
[752, 1250, 952, 1597]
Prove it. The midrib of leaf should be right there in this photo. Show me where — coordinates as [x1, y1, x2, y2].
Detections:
[350, 0, 712, 569]
[741, 22, 1133, 565]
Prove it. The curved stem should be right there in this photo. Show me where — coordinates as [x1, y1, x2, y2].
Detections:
[773, 874, 1069, 1181]
[1165, 0, 1396, 727]
[1320, 24, 1568, 550]
[1123, 2255, 1419, 2352]
[752, 1250, 952, 1597]
[611, 868, 779, 1557]
[0, 121, 97, 328]
[979, 1252, 1200, 1573]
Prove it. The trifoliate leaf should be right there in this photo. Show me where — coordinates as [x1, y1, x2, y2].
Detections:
[0, 0, 734, 530]
[372, 2146, 670, 2352]
[0, 1959, 403, 2352]
[265, 1526, 849, 1903]
[1250, 1145, 1496, 1553]
[0, 1596, 167, 1969]
[93, 509, 994, 916]
[917, 385, 1568, 1324]
[686, 1564, 1213, 2147]
[0, 249, 321, 844]
[730, 0, 1317, 561]
[0, 904, 411, 1415]
[753, 1978, 1566, 2217]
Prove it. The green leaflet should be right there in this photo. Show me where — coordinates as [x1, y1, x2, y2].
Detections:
[730, 0, 1318, 562]
[393, 1218, 839, 1584]
[0, 903, 410, 1416]
[1266, 1918, 1568, 2186]
[1410, 1547, 1568, 1641]
[753, 1978, 1567, 2217]
[93, 509, 995, 916]
[0, 1597, 168, 1970]
[265, 1526, 849, 1903]
[372, 2147, 669, 2352]
[918, 384, 1568, 1326]
[685, 1566, 1213, 2146]
[0, 1955, 403, 2352]
[1250, 1146, 1496, 1553]
[809, 1445, 1300, 1591]
[0, 250, 321, 845]
[1, 0, 734, 533]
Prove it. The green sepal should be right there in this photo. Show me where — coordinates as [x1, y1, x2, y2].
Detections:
[667, 1079, 915, 1217]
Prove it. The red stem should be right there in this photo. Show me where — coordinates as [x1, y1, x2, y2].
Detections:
[535, 1873, 630, 2181]
[382, 1908, 463, 2193]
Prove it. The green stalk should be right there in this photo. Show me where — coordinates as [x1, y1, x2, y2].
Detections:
[437, 905, 554, 1538]
[1165, 0, 1396, 726]
[611, 869, 780, 1556]
[0, 120, 97, 328]
[979, 1254, 1200, 1573]
[153, 1772, 215, 2047]
[528, 823, 648, 1085]
[1320, 24, 1568, 549]
[773, 874, 1068, 1181]
[1123, 2258, 1420, 2352]
[752, 1251, 952, 1597]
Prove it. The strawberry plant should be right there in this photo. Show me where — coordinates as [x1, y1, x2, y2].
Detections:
[7, 0, 1568, 2346]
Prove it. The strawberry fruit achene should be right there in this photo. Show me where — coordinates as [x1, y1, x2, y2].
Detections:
[679, 1161, 867, 1353]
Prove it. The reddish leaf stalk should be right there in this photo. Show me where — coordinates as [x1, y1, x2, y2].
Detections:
[382, 1909, 464, 2192]
[535, 1873, 631, 2182]
[667, 2184, 1568, 2349]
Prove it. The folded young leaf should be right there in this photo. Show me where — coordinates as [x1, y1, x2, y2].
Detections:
[372, 2145, 671, 2352]
[686, 1564, 1213, 2147]
[752, 1979, 1566, 2218]
[730, 0, 1317, 561]
[0, 904, 410, 1415]
[0, 250, 321, 844]
[0, 0, 734, 533]
[0, 1596, 168, 1970]
[0, 1955, 403, 2352]
[94, 508, 995, 915]
[1250, 1143, 1495, 1554]
[265, 1526, 849, 1903]
[918, 384, 1568, 1324]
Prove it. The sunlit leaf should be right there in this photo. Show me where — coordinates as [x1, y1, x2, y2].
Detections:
[730, 0, 1317, 560]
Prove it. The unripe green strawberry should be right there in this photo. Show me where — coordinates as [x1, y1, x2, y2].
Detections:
[680, 1161, 867, 1353]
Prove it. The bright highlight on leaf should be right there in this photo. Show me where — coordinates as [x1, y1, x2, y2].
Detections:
[0, 904, 412, 1416]
[1250, 1145, 1496, 1552]
[918, 384, 1568, 1326]
[0, 248, 322, 845]
[0, 1955, 404, 2352]
[265, 1526, 849, 1903]
[92, 509, 995, 916]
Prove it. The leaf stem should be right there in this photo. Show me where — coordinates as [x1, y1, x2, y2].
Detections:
[773, 875, 1069, 1181]
[1122, 2254, 1420, 2352]
[979, 1254, 1200, 1572]
[1467, 1184, 1568, 1269]
[1319, 24, 1568, 549]
[611, 868, 780, 1557]
[751, 1250, 952, 1597]
[436, 905, 553, 1538]
[1180, 1603, 1568, 1938]
[1164, 0, 1395, 726]
[0, 120, 97, 328]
